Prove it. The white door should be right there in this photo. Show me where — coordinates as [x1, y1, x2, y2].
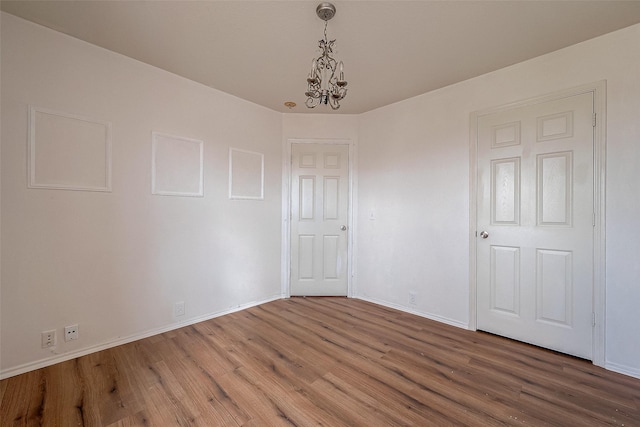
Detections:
[476, 92, 594, 359]
[290, 143, 349, 296]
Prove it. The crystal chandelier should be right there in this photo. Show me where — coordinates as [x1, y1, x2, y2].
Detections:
[305, 2, 347, 110]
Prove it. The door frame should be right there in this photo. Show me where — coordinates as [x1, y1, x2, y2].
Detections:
[281, 138, 357, 298]
[468, 81, 607, 366]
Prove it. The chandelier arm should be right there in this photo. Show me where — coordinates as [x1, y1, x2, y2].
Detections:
[328, 95, 340, 110]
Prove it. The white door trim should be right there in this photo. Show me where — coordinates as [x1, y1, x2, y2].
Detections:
[281, 138, 357, 298]
[468, 81, 606, 366]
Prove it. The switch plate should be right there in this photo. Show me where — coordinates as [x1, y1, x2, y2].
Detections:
[41, 330, 56, 348]
[175, 301, 185, 317]
[409, 292, 417, 305]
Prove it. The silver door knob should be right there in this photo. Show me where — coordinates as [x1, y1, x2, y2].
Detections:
[480, 231, 489, 239]
[341, 225, 347, 231]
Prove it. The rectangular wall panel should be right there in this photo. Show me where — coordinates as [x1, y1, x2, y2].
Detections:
[229, 147, 264, 200]
[299, 176, 315, 220]
[153, 132, 204, 197]
[324, 177, 340, 220]
[490, 246, 520, 315]
[537, 249, 573, 326]
[298, 235, 315, 279]
[323, 235, 340, 279]
[491, 158, 520, 225]
[537, 152, 572, 226]
[29, 106, 112, 192]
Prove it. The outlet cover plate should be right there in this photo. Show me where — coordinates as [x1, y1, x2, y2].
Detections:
[64, 324, 79, 341]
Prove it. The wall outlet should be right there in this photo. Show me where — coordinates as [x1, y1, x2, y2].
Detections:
[41, 330, 56, 348]
[409, 292, 417, 306]
[64, 324, 79, 341]
[175, 301, 186, 317]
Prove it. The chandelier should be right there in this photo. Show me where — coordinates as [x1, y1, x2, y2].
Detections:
[305, 2, 348, 110]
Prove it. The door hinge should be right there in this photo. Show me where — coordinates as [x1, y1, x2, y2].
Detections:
[592, 312, 596, 327]
[592, 113, 597, 128]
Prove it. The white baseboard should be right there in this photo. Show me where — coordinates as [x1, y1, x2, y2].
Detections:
[605, 361, 640, 380]
[357, 296, 640, 380]
[354, 295, 469, 330]
[0, 294, 283, 380]
[7, 294, 637, 382]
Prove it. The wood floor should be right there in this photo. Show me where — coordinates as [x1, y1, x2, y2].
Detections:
[1, 298, 639, 426]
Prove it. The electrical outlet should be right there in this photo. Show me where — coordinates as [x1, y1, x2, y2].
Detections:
[175, 301, 185, 317]
[409, 292, 417, 306]
[41, 330, 56, 348]
[64, 324, 79, 341]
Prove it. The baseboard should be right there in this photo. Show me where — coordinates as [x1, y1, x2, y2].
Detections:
[356, 296, 640, 380]
[8, 294, 636, 382]
[0, 294, 284, 380]
[354, 295, 469, 330]
[605, 361, 640, 380]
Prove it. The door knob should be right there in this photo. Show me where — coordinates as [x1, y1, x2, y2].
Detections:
[341, 225, 347, 231]
[480, 231, 489, 239]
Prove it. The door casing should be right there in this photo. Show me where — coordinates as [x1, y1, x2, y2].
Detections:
[469, 81, 606, 366]
[282, 138, 356, 298]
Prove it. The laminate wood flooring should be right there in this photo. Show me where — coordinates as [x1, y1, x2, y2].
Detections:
[1, 297, 639, 426]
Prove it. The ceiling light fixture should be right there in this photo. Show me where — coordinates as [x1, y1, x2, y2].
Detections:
[305, 2, 347, 110]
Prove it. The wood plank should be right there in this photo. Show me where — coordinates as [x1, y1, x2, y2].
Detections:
[2, 297, 639, 426]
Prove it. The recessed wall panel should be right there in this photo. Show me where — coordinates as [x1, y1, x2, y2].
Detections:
[29, 106, 112, 192]
[492, 121, 521, 148]
[323, 235, 340, 279]
[537, 249, 573, 326]
[537, 111, 573, 142]
[538, 152, 572, 226]
[324, 177, 340, 220]
[490, 246, 520, 315]
[491, 158, 520, 225]
[298, 235, 315, 280]
[299, 176, 315, 220]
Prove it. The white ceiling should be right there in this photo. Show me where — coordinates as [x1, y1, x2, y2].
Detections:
[3, 1, 640, 114]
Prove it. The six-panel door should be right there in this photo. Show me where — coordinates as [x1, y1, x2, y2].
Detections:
[291, 143, 349, 296]
[476, 92, 595, 359]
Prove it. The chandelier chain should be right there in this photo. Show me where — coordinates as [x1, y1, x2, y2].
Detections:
[324, 20, 328, 43]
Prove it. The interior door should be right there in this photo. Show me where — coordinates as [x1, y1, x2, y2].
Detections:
[290, 143, 349, 296]
[476, 92, 594, 359]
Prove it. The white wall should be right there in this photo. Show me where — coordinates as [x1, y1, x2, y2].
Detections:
[356, 23, 640, 377]
[283, 114, 359, 142]
[3, 11, 639, 381]
[1, 13, 283, 378]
